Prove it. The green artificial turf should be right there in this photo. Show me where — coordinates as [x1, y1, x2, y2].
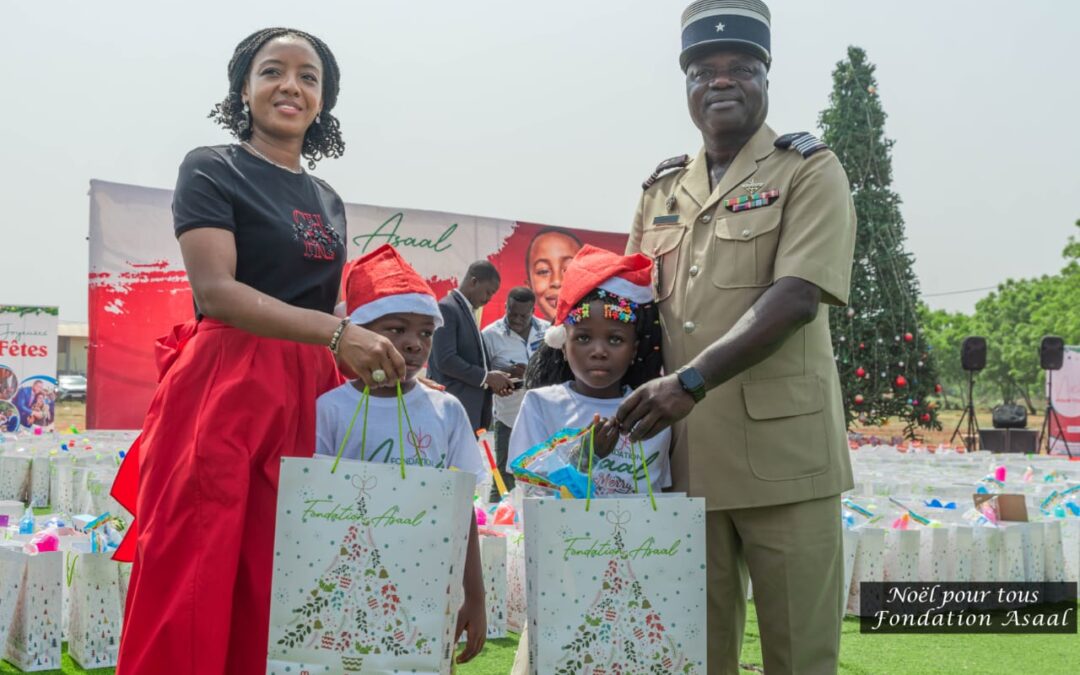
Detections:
[0, 645, 113, 674]
[6, 604, 1076, 674]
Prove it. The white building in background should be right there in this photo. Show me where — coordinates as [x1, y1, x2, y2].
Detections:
[58, 322, 88, 375]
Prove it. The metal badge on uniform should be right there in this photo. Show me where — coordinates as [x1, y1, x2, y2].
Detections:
[652, 214, 679, 225]
[724, 189, 780, 213]
[665, 194, 677, 212]
[740, 178, 765, 194]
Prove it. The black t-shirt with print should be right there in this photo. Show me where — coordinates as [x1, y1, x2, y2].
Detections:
[172, 145, 347, 316]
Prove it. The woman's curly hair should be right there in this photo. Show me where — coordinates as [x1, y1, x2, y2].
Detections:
[208, 28, 344, 169]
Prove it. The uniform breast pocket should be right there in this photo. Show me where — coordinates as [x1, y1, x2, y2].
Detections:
[639, 225, 686, 302]
[712, 208, 783, 288]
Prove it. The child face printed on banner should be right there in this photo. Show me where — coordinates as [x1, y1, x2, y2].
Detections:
[562, 301, 638, 399]
[361, 312, 436, 391]
[526, 230, 581, 321]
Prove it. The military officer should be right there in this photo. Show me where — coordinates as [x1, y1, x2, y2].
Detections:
[615, 1, 857, 673]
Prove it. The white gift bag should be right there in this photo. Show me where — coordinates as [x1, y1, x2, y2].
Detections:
[1001, 524, 1026, 582]
[66, 552, 123, 669]
[971, 527, 1002, 582]
[1061, 519, 1080, 583]
[2, 549, 62, 672]
[1043, 520, 1067, 583]
[846, 528, 884, 616]
[479, 535, 507, 639]
[883, 529, 921, 582]
[524, 494, 707, 674]
[0, 548, 27, 651]
[841, 528, 860, 601]
[51, 461, 86, 515]
[267, 386, 474, 675]
[0, 456, 31, 502]
[505, 529, 527, 633]
[1021, 522, 1046, 583]
[949, 526, 974, 582]
[29, 457, 49, 508]
[918, 526, 951, 582]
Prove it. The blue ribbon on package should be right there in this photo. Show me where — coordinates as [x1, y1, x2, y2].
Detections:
[924, 499, 956, 510]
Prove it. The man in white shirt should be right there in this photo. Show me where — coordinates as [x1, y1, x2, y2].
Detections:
[481, 287, 549, 502]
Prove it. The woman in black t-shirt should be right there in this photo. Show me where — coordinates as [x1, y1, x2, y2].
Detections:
[111, 29, 406, 675]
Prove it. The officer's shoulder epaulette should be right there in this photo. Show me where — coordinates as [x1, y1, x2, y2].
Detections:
[642, 154, 690, 190]
[774, 132, 828, 159]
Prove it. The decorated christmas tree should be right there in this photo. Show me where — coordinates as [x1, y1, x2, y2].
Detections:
[818, 46, 942, 438]
[277, 481, 431, 672]
[553, 512, 699, 675]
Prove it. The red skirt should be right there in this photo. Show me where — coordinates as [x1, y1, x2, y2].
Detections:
[111, 319, 342, 675]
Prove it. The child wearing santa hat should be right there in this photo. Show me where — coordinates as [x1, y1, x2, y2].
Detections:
[314, 244, 487, 664]
[506, 245, 673, 675]
[509, 244, 672, 496]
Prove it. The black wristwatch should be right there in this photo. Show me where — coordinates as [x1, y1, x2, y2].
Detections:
[675, 366, 707, 403]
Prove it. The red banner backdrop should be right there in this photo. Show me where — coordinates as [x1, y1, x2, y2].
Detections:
[88, 180, 627, 429]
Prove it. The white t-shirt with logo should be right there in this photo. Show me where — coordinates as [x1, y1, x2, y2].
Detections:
[315, 382, 486, 481]
[508, 382, 672, 496]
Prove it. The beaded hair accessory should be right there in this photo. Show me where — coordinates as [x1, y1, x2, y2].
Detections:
[565, 289, 638, 326]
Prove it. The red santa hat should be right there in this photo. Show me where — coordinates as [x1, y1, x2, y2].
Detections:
[544, 245, 654, 348]
[344, 244, 443, 327]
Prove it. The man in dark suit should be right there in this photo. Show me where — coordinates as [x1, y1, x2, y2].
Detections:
[428, 260, 514, 433]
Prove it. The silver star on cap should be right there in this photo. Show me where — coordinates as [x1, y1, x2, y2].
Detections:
[715, 21, 725, 32]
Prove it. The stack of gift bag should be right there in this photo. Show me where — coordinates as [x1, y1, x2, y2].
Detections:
[0, 428, 136, 670]
[842, 442, 1080, 615]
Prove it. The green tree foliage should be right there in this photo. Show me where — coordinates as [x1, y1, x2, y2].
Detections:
[920, 220, 1080, 411]
[917, 305, 973, 409]
[819, 46, 941, 438]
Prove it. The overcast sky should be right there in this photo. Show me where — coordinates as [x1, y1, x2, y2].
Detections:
[2, 0, 1077, 322]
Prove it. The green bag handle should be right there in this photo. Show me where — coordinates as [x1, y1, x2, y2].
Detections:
[584, 429, 656, 512]
[65, 552, 78, 588]
[331, 381, 424, 479]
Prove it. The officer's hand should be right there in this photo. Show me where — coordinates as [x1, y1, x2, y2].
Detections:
[616, 375, 695, 442]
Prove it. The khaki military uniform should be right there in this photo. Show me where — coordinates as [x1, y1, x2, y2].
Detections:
[628, 123, 856, 674]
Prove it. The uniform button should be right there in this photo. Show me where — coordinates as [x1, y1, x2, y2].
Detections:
[689, 265, 700, 277]
[683, 321, 696, 334]
[741, 229, 752, 239]
[700, 214, 712, 223]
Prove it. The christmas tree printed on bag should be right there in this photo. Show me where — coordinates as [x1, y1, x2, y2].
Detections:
[554, 508, 699, 675]
[276, 475, 432, 672]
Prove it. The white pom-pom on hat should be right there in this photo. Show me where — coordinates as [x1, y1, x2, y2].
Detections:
[544, 324, 567, 349]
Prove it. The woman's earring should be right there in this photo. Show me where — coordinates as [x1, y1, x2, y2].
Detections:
[238, 102, 251, 133]
[315, 112, 321, 125]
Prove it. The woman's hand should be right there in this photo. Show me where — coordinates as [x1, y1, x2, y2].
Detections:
[335, 323, 407, 388]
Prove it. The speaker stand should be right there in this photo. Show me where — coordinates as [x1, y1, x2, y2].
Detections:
[950, 370, 981, 452]
[1038, 370, 1073, 458]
